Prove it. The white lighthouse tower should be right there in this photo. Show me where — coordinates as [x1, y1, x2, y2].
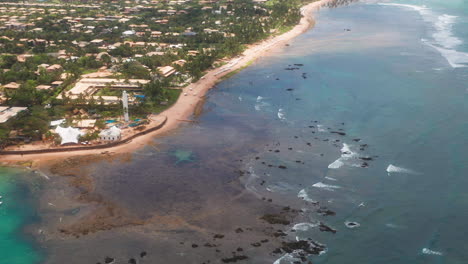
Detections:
[122, 90, 129, 123]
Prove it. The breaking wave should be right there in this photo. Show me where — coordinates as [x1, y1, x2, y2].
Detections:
[422, 248, 443, 256]
[312, 182, 341, 191]
[328, 143, 361, 169]
[379, 3, 468, 68]
[298, 189, 315, 202]
[386, 164, 419, 175]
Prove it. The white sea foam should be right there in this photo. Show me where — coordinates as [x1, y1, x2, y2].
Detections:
[325, 176, 338, 181]
[344, 221, 361, 229]
[422, 248, 443, 256]
[386, 164, 419, 175]
[328, 143, 361, 169]
[277, 108, 286, 120]
[312, 182, 341, 191]
[328, 159, 344, 169]
[293, 222, 319, 231]
[379, 3, 468, 68]
[266, 182, 295, 193]
[273, 253, 301, 264]
[254, 96, 270, 111]
[298, 189, 315, 202]
[317, 124, 326, 132]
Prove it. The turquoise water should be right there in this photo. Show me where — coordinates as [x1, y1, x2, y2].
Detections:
[0, 168, 42, 264]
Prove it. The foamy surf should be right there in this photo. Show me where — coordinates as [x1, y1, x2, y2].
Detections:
[328, 143, 362, 169]
[298, 189, 316, 202]
[277, 108, 286, 120]
[312, 182, 341, 191]
[293, 222, 319, 231]
[379, 3, 468, 68]
[422, 248, 443, 256]
[386, 164, 419, 175]
[254, 96, 270, 111]
[273, 253, 300, 264]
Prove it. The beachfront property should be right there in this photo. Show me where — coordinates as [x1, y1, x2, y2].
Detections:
[99, 126, 122, 141]
[57, 78, 150, 104]
[0, 106, 27, 123]
[0, 0, 303, 150]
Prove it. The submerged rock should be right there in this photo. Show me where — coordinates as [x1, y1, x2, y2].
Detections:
[319, 222, 337, 234]
[213, 234, 225, 239]
[104, 257, 114, 264]
[331, 131, 346, 136]
[281, 240, 326, 255]
[260, 214, 290, 225]
[317, 207, 336, 216]
[221, 255, 249, 263]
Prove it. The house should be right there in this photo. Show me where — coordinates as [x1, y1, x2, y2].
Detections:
[172, 59, 186, 66]
[2, 82, 20, 90]
[72, 119, 96, 129]
[0, 107, 28, 123]
[46, 64, 62, 72]
[90, 39, 104, 45]
[156, 66, 176, 77]
[51, 81, 63, 87]
[151, 31, 162, 37]
[99, 126, 121, 141]
[35, 85, 53, 90]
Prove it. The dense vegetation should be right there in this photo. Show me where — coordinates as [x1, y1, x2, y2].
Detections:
[0, 0, 308, 147]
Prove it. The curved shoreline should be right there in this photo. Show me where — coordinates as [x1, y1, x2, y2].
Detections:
[0, 0, 332, 166]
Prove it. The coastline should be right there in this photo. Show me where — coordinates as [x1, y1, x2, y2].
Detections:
[0, 0, 332, 166]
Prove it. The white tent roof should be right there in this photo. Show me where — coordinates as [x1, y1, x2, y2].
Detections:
[50, 119, 65, 126]
[99, 126, 121, 137]
[55, 126, 84, 145]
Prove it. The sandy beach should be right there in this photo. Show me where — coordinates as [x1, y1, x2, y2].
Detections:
[0, 0, 333, 165]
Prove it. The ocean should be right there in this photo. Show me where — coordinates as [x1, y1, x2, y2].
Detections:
[1, 0, 467, 263]
[0, 168, 42, 264]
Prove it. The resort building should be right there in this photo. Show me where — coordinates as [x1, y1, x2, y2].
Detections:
[99, 126, 121, 141]
[157, 65, 176, 77]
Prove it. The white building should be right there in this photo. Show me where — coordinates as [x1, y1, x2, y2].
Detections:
[55, 126, 84, 145]
[99, 126, 121, 141]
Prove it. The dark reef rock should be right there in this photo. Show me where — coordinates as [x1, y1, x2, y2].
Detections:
[214, 234, 225, 239]
[273, 230, 287, 237]
[331, 131, 346, 136]
[317, 207, 336, 216]
[319, 222, 337, 234]
[281, 240, 326, 255]
[104, 257, 114, 264]
[221, 255, 249, 263]
[260, 214, 290, 225]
